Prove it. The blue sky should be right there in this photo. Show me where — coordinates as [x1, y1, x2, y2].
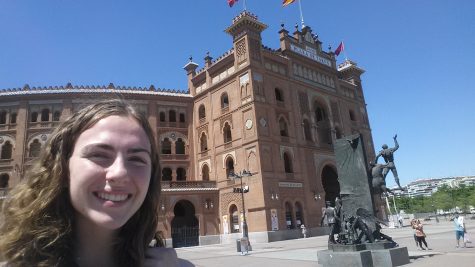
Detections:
[1, 0, 474, 187]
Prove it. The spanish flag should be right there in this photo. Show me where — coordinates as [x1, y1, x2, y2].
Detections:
[283, 0, 296, 7]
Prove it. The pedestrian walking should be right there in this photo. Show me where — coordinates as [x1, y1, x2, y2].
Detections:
[453, 212, 466, 248]
[410, 219, 419, 249]
[397, 214, 403, 228]
[301, 224, 308, 238]
[414, 219, 430, 250]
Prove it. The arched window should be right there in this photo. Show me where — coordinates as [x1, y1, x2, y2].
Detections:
[295, 202, 304, 227]
[169, 110, 176, 122]
[223, 122, 232, 143]
[31, 112, 38, 122]
[0, 173, 9, 188]
[10, 113, 17, 124]
[29, 139, 41, 157]
[349, 109, 356, 121]
[179, 113, 185, 123]
[202, 164, 210, 181]
[175, 138, 185, 154]
[303, 119, 312, 141]
[177, 167, 186, 181]
[159, 112, 166, 122]
[0, 110, 6, 124]
[275, 88, 283, 102]
[198, 105, 206, 120]
[315, 102, 332, 145]
[1, 141, 12, 159]
[225, 157, 235, 179]
[230, 205, 239, 233]
[53, 111, 61, 121]
[162, 167, 172, 181]
[221, 93, 229, 109]
[285, 202, 294, 229]
[161, 138, 172, 154]
[200, 133, 208, 152]
[279, 118, 288, 137]
[41, 109, 50, 122]
[335, 127, 342, 139]
[322, 165, 340, 203]
[283, 152, 293, 173]
[315, 106, 327, 122]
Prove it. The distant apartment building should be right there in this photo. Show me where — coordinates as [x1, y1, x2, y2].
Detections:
[393, 176, 475, 198]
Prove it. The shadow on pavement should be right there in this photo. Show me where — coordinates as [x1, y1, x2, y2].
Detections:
[409, 253, 438, 260]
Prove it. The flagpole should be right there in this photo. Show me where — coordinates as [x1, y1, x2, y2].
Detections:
[298, 0, 305, 28]
[343, 40, 348, 61]
[243, 0, 247, 11]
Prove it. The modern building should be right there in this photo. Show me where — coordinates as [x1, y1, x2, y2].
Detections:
[392, 176, 475, 198]
[0, 11, 377, 247]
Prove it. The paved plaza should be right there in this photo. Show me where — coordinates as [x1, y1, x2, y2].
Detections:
[177, 218, 475, 267]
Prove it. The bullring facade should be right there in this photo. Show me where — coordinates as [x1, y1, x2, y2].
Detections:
[0, 12, 380, 247]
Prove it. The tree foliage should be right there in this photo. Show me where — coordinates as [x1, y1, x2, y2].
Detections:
[390, 185, 475, 214]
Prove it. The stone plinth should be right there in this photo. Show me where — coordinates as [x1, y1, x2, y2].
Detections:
[318, 244, 409, 267]
[364, 241, 396, 250]
[328, 243, 367, 252]
[371, 247, 409, 267]
[317, 250, 374, 267]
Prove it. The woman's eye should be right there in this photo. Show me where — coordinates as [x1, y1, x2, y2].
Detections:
[87, 153, 110, 160]
[129, 156, 147, 165]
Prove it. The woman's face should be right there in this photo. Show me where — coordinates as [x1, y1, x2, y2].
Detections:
[68, 115, 152, 230]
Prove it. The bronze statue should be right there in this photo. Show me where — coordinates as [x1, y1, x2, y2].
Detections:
[370, 161, 392, 195]
[375, 134, 404, 190]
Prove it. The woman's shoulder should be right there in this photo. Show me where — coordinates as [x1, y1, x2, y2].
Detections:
[144, 247, 195, 267]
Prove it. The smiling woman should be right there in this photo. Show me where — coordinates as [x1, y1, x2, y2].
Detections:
[0, 100, 182, 266]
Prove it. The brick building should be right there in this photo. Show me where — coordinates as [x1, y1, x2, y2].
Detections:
[0, 12, 378, 247]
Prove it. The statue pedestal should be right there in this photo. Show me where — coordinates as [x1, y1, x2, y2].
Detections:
[371, 247, 409, 267]
[318, 249, 373, 267]
[318, 243, 409, 267]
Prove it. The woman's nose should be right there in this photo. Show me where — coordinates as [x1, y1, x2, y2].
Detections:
[105, 157, 129, 184]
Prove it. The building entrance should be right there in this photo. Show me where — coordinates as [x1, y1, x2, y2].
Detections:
[171, 200, 199, 248]
[322, 165, 340, 204]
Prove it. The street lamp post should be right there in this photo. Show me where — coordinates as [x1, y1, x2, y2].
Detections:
[229, 170, 252, 239]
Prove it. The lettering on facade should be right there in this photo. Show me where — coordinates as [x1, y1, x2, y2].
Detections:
[278, 182, 303, 188]
[290, 44, 331, 67]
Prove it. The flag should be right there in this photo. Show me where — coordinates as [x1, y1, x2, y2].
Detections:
[335, 42, 344, 56]
[283, 0, 296, 7]
[228, 0, 238, 7]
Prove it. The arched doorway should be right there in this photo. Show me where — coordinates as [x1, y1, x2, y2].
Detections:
[171, 200, 199, 248]
[322, 165, 340, 204]
[285, 202, 294, 229]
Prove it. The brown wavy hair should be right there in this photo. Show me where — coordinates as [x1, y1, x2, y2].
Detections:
[0, 99, 161, 266]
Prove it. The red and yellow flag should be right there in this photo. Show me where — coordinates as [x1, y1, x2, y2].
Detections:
[283, 0, 296, 7]
[228, 0, 238, 7]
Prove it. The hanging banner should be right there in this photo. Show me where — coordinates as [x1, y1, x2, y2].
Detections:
[222, 215, 229, 235]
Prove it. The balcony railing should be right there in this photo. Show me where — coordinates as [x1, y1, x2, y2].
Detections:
[157, 122, 187, 128]
[0, 158, 13, 166]
[28, 121, 61, 128]
[160, 154, 189, 161]
[161, 181, 217, 189]
[0, 124, 16, 131]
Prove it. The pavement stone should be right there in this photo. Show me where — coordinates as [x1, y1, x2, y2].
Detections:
[176, 218, 475, 267]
